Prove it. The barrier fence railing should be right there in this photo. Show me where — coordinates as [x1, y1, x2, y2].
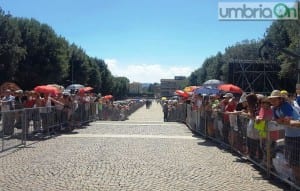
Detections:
[179, 103, 300, 190]
[0, 101, 145, 152]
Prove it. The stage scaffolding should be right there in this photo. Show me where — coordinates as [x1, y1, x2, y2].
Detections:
[228, 59, 281, 94]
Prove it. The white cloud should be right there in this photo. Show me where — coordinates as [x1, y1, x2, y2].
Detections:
[104, 59, 194, 83]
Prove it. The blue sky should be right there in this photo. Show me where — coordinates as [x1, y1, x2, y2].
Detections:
[0, 0, 274, 83]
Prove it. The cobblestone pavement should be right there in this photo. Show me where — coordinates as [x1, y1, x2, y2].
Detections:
[0, 102, 289, 190]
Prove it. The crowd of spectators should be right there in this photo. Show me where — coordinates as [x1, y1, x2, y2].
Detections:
[0, 88, 140, 136]
[162, 88, 300, 186]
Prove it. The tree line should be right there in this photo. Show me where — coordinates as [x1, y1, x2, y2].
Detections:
[188, 18, 300, 93]
[0, 8, 129, 99]
[1, 7, 299, 96]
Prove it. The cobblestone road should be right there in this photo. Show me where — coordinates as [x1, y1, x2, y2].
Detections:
[0, 102, 288, 190]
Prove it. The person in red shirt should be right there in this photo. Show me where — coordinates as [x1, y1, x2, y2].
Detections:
[221, 93, 237, 144]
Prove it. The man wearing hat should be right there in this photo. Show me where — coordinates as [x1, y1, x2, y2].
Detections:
[268, 90, 300, 185]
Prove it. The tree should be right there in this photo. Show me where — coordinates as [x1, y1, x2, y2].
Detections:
[112, 77, 129, 99]
[0, 9, 25, 83]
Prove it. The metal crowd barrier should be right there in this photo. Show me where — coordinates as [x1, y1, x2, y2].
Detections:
[176, 103, 300, 190]
[0, 101, 144, 152]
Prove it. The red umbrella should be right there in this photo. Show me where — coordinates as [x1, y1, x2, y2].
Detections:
[175, 90, 189, 98]
[218, 84, 243, 94]
[34, 85, 60, 95]
[103, 95, 113, 99]
[184, 86, 197, 93]
[79, 86, 93, 93]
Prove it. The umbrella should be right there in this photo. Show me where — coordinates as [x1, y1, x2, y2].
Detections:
[203, 79, 224, 87]
[218, 84, 243, 94]
[175, 90, 189, 97]
[183, 86, 198, 93]
[34, 85, 60, 95]
[103, 95, 113, 99]
[0, 82, 21, 94]
[161, 97, 167, 101]
[66, 84, 84, 90]
[47, 84, 64, 92]
[194, 87, 220, 95]
[79, 86, 93, 93]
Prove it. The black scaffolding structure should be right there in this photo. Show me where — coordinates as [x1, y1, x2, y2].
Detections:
[228, 59, 281, 94]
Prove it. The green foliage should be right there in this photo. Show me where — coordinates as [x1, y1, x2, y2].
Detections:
[112, 77, 130, 99]
[0, 11, 26, 83]
[188, 20, 299, 92]
[0, 8, 130, 95]
[266, 20, 300, 80]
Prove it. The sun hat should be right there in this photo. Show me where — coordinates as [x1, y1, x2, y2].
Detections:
[268, 90, 283, 99]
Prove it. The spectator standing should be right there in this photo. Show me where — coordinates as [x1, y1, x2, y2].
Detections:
[221, 93, 236, 144]
[1, 89, 15, 135]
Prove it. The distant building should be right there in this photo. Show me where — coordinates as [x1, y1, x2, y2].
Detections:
[152, 83, 161, 98]
[129, 82, 143, 94]
[160, 76, 187, 97]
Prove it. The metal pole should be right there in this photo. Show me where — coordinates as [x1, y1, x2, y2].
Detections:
[297, 60, 300, 84]
[72, 62, 74, 84]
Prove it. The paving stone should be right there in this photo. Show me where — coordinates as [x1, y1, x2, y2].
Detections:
[0, 102, 289, 190]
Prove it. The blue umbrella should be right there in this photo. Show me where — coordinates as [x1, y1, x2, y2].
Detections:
[194, 87, 220, 95]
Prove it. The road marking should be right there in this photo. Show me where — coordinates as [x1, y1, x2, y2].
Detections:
[61, 134, 200, 140]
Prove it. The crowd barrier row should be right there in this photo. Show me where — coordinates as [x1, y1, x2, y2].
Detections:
[166, 103, 299, 190]
[0, 101, 145, 152]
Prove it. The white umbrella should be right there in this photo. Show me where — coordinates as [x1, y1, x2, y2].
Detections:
[203, 79, 224, 87]
[66, 84, 84, 90]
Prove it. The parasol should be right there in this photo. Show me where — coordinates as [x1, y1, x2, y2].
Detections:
[183, 86, 198, 93]
[79, 86, 93, 94]
[47, 84, 64, 92]
[161, 97, 167, 101]
[194, 87, 220, 95]
[66, 84, 84, 90]
[203, 79, 224, 88]
[0, 82, 21, 94]
[103, 95, 113, 99]
[175, 90, 189, 98]
[218, 84, 243, 94]
[34, 85, 60, 95]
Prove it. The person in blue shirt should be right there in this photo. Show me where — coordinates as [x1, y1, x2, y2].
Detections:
[268, 90, 300, 185]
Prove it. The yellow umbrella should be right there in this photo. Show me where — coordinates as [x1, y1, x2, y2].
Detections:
[184, 86, 197, 93]
[161, 97, 167, 100]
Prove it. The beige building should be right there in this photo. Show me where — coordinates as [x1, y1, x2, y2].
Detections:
[160, 76, 187, 97]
